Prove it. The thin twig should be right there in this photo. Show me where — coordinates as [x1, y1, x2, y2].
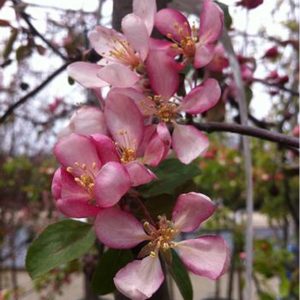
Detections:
[253, 78, 299, 97]
[12, 0, 68, 61]
[0, 61, 72, 124]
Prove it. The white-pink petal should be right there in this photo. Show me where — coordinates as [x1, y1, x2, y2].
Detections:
[199, 0, 224, 44]
[177, 235, 230, 280]
[172, 192, 216, 232]
[155, 9, 191, 42]
[67, 62, 108, 88]
[94, 162, 130, 208]
[114, 256, 164, 300]
[194, 42, 216, 69]
[172, 124, 209, 164]
[133, 0, 157, 35]
[146, 49, 181, 99]
[180, 79, 221, 114]
[88, 26, 124, 57]
[97, 64, 140, 88]
[122, 14, 149, 61]
[91, 134, 120, 164]
[59, 106, 107, 138]
[94, 207, 148, 249]
[54, 134, 101, 176]
[105, 91, 144, 150]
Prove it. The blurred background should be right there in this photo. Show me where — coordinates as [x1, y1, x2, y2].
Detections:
[0, 0, 299, 299]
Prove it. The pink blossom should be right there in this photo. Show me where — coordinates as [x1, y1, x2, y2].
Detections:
[94, 192, 229, 299]
[135, 78, 221, 164]
[155, 0, 224, 68]
[236, 0, 263, 9]
[263, 46, 280, 59]
[52, 133, 131, 218]
[104, 89, 169, 186]
[206, 44, 229, 73]
[67, 0, 156, 89]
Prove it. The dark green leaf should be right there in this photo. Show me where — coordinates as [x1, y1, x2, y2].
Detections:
[138, 158, 199, 198]
[26, 219, 95, 279]
[168, 250, 193, 300]
[215, 1, 232, 29]
[16, 45, 32, 61]
[3, 28, 18, 59]
[91, 249, 133, 295]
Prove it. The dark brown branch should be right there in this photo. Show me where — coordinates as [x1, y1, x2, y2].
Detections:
[12, 0, 68, 60]
[253, 78, 299, 97]
[0, 61, 71, 124]
[189, 121, 299, 148]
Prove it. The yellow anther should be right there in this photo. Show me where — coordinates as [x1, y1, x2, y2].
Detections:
[150, 251, 156, 258]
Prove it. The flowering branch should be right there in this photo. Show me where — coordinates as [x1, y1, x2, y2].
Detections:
[189, 121, 299, 149]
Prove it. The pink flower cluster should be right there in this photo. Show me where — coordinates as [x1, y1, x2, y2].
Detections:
[51, 0, 229, 298]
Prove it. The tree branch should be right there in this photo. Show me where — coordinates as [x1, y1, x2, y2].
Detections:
[12, 0, 68, 60]
[190, 121, 299, 149]
[0, 61, 71, 124]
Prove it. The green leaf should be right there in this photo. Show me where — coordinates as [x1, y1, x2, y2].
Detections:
[3, 28, 18, 59]
[168, 250, 193, 300]
[16, 45, 32, 61]
[26, 219, 95, 279]
[139, 158, 199, 198]
[91, 249, 133, 295]
[215, 1, 232, 29]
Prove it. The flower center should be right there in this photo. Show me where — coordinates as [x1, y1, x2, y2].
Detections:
[139, 216, 179, 258]
[66, 162, 97, 197]
[115, 130, 137, 164]
[110, 39, 141, 69]
[167, 22, 198, 59]
[140, 95, 178, 123]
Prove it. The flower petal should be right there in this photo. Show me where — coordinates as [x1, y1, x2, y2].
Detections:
[59, 106, 107, 138]
[122, 14, 149, 61]
[177, 235, 230, 279]
[67, 62, 108, 88]
[56, 168, 100, 218]
[88, 25, 124, 58]
[91, 134, 120, 164]
[133, 0, 157, 35]
[114, 256, 164, 300]
[146, 49, 181, 98]
[94, 162, 130, 207]
[125, 161, 156, 187]
[172, 124, 209, 164]
[97, 64, 140, 88]
[143, 123, 171, 165]
[95, 207, 148, 249]
[56, 198, 100, 218]
[194, 42, 216, 69]
[54, 134, 101, 176]
[172, 192, 216, 232]
[199, 0, 224, 44]
[180, 79, 221, 114]
[105, 91, 144, 150]
[51, 168, 62, 200]
[155, 9, 191, 42]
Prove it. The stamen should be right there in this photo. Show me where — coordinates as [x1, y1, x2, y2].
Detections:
[115, 130, 137, 163]
[109, 39, 141, 69]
